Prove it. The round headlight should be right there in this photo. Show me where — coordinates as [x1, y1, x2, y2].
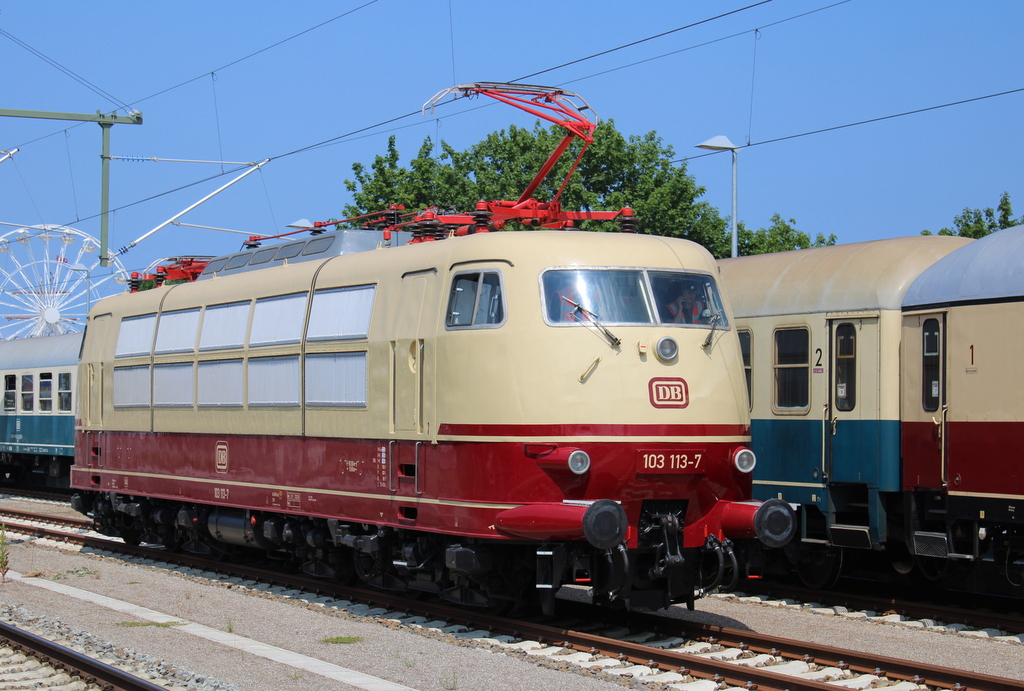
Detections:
[733, 448, 756, 473]
[567, 450, 591, 475]
[655, 336, 678, 362]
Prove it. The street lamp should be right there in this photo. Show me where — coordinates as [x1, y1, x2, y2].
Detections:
[696, 136, 741, 258]
[67, 263, 92, 325]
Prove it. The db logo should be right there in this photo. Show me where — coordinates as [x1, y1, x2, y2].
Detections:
[649, 378, 689, 408]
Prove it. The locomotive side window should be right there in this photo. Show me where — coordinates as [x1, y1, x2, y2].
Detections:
[446, 272, 505, 328]
[20, 374, 33, 412]
[155, 308, 201, 354]
[305, 352, 367, 407]
[307, 285, 376, 340]
[113, 365, 151, 408]
[3, 375, 14, 411]
[248, 355, 300, 406]
[39, 373, 53, 412]
[774, 328, 809, 411]
[834, 323, 856, 412]
[153, 362, 194, 407]
[199, 301, 251, 350]
[58, 373, 72, 412]
[738, 330, 752, 409]
[115, 313, 157, 357]
[198, 359, 243, 407]
[250, 293, 308, 346]
[922, 318, 941, 412]
[225, 254, 251, 270]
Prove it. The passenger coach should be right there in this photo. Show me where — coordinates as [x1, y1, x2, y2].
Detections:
[0, 332, 81, 488]
[719, 236, 970, 587]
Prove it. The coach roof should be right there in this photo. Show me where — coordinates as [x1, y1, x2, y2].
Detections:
[719, 235, 972, 318]
[903, 224, 1024, 309]
[0, 332, 82, 370]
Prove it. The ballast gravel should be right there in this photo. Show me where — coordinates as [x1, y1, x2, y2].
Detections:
[0, 505, 1020, 690]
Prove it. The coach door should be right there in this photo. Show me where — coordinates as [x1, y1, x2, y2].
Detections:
[901, 312, 946, 489]
[389, 269, 439, 495]
[825, 316, 880, 483]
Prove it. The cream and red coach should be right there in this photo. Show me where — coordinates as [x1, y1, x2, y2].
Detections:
[71, 229, 793, 612]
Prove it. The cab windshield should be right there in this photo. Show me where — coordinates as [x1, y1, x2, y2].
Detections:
[543, 268, 728, 328]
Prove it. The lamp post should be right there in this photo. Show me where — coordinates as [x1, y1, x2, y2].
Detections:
[67, 264, 92, 325]
[696, 136, 741, 258]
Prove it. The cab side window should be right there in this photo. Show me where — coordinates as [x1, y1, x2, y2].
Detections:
[446, 271, 505, 328]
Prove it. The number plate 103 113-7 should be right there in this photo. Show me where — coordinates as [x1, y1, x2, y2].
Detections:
[636, 450, 705, 474]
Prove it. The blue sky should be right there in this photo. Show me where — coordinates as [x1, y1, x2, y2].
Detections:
[1, 0, 1021, 288]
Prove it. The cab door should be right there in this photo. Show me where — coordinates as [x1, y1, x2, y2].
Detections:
[901, 312, 946, 489]
[389, 268, 440, 497]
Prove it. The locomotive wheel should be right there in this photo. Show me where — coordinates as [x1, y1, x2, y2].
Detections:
[796, 546, 844, 589]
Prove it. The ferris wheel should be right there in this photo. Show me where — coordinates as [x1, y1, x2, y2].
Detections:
[0, 224, 129, 340]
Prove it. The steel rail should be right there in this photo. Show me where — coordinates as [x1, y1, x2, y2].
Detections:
[0, 619, 169, 691]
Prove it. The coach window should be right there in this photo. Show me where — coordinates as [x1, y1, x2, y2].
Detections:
[774, 328, 809, 411]
[58, 373, 72, 412]
[922, 318, 940, 412]
[39, 373, 53, 412]
[738, 330, 752, 409]
[446, 271, 505, 328]
[835, 323, 856, 411]
[3, 375, 15, 411]
[20, 374, 33, 412]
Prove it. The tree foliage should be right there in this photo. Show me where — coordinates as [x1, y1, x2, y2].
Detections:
[921, 191, 1020, 238]
[343, 121, 824, 257]
[738, 215, 836, 255]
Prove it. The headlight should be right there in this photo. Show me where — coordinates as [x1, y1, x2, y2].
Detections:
[567, 450, 591, 475]
[655, 336, 678, 362]
[733, 448, 756, 473]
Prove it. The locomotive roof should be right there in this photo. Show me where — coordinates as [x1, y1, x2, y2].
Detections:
[95, 230, 722, 318]
[0, 332, 82, 370]
[903, 225, 1024, 309]
[718, 235, 973, 318]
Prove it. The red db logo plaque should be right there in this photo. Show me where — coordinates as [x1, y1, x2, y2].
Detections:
[649, 378, 689, 408]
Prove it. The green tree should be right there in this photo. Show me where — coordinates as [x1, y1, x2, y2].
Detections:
[343, 121, 829, 257]
[344, 120, 731, 255]
[739, 214, 836, 255]
[922, 191, 1019, 238]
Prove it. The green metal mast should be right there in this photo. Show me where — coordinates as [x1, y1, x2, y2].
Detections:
[0, 108, 143, 266]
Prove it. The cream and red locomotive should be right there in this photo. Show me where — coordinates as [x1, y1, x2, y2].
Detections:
[69, 226, 794, 612]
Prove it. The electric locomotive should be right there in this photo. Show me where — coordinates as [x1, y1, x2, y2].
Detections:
[0, 332, 81, 489]
[69, 226, 795, 613]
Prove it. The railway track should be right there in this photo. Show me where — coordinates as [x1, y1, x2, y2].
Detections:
[1, 511, 1021, 691]
[0, 619, 170, 691]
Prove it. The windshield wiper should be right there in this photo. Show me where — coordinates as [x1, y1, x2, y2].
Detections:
[561, 296, 621, 348]
[701, 312, 722, 350]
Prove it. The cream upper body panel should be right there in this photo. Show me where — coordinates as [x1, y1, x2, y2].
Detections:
[719, 236, 973, 318]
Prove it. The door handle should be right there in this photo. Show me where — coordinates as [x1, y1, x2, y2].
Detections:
[831, 416, 838, 436]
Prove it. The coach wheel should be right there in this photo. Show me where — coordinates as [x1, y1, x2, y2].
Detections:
[796, 545, 843, 590]
[913, 554, 949, 583]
